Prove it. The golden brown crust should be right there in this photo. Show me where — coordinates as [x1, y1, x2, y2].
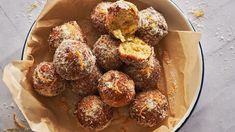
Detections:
[53, 40, 96, 80]
[70, 66, 102, 96]
[91, 2, 112, 33]
[75, 95, 113, 130]
[98, 70, 135, 107]
[33, 62, 67, 97]
[93, 35, 122, 71]
[129, 90, 168, 127]
[123, 49, 161, 90]
[48, 21, 86, 52]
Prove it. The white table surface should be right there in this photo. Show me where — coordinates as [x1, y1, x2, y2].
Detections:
[0, 0, 235, 132]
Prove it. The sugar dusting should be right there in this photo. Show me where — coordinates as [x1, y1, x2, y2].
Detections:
[84, 101, 101, 118]
[145, 98, 157, 110]
[61, 24, 71, 37]
[104, 82, 115, 89]
[113, 0, 134, 11]
[215, 25, 235, 43]
[139, 7, 168, 36]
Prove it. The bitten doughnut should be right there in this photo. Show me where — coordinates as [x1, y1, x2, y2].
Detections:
[48, 21, 86, 52]
[93, 35, 122, 71]
[123, 49, 161, 90]
[137, 7, 168, 46]
[75, 95, 113, 130]
[98, 70, 135, 107]
[106, 0, 139, 41]
[33, 62, 66, 96]
[129, 90, 168, 127]
[70, 66, 102, 96]
[118, 37, 152, 66]
[53, 40, 96, 80]
[91, 2, 112, 33]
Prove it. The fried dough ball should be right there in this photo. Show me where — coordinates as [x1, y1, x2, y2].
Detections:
[53, 40, 96, 80]
[48, 21, 86, 52]
[91, 2, 112, 33]
[106, 0, 139, 41]
[70, 66, 102, 96]
[75, 95, 113, 130]
[137, 7, 168, 46]
[98, 70, 135, 107]
[118, 37, 152, 66]
[129, 90, 168, 127]
[123, 49, 161, 90]
[33, 62, 66, 96]
[93, 35, 122, 71]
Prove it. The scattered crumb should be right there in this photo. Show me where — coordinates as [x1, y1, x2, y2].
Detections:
[167, 76, 177, 97]
[13, 113, 26, 129]
[29, 1, 39, 12]
[193, 9, 204, 18]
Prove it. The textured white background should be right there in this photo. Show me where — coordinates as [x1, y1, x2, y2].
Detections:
[0, 0, 235, 131]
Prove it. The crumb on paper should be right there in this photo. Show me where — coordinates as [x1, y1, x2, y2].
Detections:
[13, 113, 26, 129]
[29, 1, 39, 12]
[167, 73, 177, 97]
[193, 9, 204, 18]
[167, 83, 177, 97]
[163, 52, 177, 97]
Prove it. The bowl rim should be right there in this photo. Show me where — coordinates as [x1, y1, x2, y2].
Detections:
[21, 1, 204, 131]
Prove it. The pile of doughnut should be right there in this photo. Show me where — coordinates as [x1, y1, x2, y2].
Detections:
[32, 0, 169, 130]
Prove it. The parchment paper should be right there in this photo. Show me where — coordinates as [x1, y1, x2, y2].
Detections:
[3, 0, 202, 131]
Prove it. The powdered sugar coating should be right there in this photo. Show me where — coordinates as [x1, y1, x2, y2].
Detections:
[75, 95, 113, 130]
[123, 49, 161, 90]
[93, 35, 122, 71]
[70, 66, 102, 96]
[48, 21, 86, 52]
[129, 90, 168, 127]
[53, 40, 96, 80]
[91, 2, 112, 33]
[98, 70, 135, 107]
[137, 7, 168, 46]
[33, 62, 67, 96]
